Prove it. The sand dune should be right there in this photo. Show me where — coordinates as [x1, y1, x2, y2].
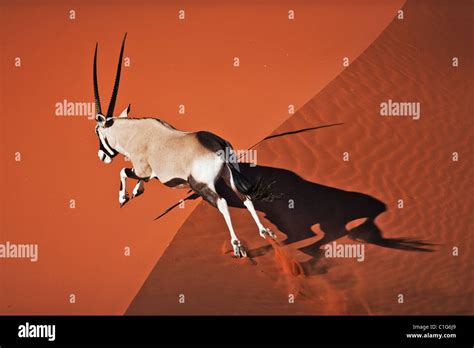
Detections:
[1, 0, 404, 314]
[0, 0, 403, 315]
[127, 0, 473, 315]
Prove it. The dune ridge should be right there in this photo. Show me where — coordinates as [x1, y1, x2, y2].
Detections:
[127, 0, 472, 315]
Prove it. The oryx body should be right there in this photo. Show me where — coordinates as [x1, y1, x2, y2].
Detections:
[93, 34, 275, 257]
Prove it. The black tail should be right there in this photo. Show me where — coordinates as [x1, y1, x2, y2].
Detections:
[228, 164, 278, 202]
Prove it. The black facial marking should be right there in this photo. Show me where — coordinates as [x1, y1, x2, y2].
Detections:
[95, 127, 118, 158]
[104, 118, 114, 127]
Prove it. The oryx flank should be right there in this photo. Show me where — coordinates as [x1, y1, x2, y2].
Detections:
[93, 34, 276, 257]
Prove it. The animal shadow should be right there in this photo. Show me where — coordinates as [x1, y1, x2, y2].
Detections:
[217, 164, 433, 275]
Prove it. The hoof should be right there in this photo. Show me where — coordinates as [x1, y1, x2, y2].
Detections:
[132, 189, 144, 199]
[260, 228, 277, 240]
[119, 194, 130, 208]
[232, 240, 247, 258]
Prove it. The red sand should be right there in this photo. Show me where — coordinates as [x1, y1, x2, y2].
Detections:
[127, 0, 473, 315]
[0, 1, 403, 314]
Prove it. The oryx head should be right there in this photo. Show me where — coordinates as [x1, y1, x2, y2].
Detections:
[93, 33, 130, 164]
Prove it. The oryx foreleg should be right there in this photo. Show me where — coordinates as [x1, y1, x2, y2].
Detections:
[119, 168, 148, 207]
[132, 179, 145, 198]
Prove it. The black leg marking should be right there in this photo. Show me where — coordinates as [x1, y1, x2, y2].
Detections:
[120, 168, 150, 207]
[221, 165, 246, 201]
[124, 168, 150, 181]
[132, 180, 145, 198]
[188, 176, 219, 208]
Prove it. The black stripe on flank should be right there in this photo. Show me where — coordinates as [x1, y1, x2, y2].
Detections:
[163, 178, 188, 188]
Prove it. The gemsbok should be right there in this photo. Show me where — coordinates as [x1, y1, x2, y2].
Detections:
[93, 34, 276, 257]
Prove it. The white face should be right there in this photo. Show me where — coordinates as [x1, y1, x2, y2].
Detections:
[95, 123, 114, 164]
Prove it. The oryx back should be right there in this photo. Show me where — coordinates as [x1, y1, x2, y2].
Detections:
[104, 118, 226, 185]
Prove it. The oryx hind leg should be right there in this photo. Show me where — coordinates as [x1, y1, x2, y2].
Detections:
[119, 167, 150, 207]
[188, 175, 247, 258]
[221, 165, 276, 240]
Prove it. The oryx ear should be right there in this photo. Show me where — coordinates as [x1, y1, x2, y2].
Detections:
[96, 114, 107, 126]
[119, 104, 131, 118]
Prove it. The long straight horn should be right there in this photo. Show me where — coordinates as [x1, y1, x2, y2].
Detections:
[93, 43, 102, 115]
[106, 33, 127, 117]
